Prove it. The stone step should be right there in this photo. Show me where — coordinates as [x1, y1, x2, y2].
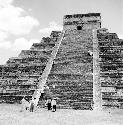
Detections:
[50, 88, 93, 92]
[57, 100, 92, 105]
[47, 81, 93, 87]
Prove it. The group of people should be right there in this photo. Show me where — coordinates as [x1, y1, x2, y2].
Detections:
[20, 97, 34, 112]
[20, 85, 57, 112]
[45, 98, 57, 112]
[21, 96, 57, 112]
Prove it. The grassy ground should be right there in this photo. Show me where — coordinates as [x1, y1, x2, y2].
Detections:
[0, 104, 123, 125]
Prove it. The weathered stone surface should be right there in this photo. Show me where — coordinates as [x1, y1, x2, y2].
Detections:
[45, 13, 101, 109]
[0, 31, 60, 103]
[97, 29, 123, 108]
[0, 13, 122, 110]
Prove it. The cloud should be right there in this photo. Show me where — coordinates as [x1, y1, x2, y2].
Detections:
[0, 37, 39, 64]
[39, 21, 63, 36]
[0, 0, 39, 39]
[12, 38, 32, 51]
[12, 38, 39, 51]
[0, 31, 8, 41]
[118, 34, 123, 39]
[0, 0, 13, 7]
[0, 37, 39, 50]
[0, 41, 11, 49]
[0, 0, 40, 64]
[28, 8, 32, 11]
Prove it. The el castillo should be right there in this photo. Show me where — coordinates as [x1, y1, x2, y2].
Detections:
[0, 13, 123, 110]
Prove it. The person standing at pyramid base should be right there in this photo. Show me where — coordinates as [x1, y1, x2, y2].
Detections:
[51, 98, 57, 112]
[46, 98, 52, 110]
[29, 98, 35, 112]
[20, 96, 29, 112]
[40, 87, 45, 100]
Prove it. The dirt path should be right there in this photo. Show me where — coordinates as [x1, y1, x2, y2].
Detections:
[0, 104, 123, 125]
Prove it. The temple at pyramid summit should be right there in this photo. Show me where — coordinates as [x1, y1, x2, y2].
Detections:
[0, 13, 123, 110]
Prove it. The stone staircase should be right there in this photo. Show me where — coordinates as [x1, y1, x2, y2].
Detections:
[0, 13, 122, 110]
[45, 29, 94, 109]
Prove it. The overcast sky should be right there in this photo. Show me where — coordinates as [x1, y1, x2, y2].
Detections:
[0, 0, 122, 64]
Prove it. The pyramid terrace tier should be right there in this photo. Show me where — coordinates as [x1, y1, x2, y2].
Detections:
[99, 56, 122, 64]
[101, 83, 123, 88]
[99, 50, 122, 57]
[9, 60, 48, 67]
[50, 31, 62, 39]
[101, 77, 122, 86]
[99, 46, 122, 53]
[47, 75, 93, 85]
[0, 95, 32, 103]
[50, 63, 92, 77]
[1, 74, 41, 79]
[102, 96, 123, 100]
[19, 49, 53, 58]
[54, 50, 92, 64]
[99, 55, 122, 61]
[99, 47, 122, 54]
[0, 93, 33, 97]
[99, 43, 122, 48]
[0, 65, 20, 76]
[0, 79, 39, 95]
[100, 64, 123, 71]
[0, 84, 37, 103]
[99, 61, 122, 65]
[48, 84, 93, 93]
[0, 65, 46, 77]
[2, 85, 37, 92]
[54, 57, 91, 65]
[101, 82, 117, 87]
[30, 41, 55, 50]
[100, 72, 123, 78]
[97, 33, 119, 41]
[1, 80, 38, 86]
[6, 57, 49, 66]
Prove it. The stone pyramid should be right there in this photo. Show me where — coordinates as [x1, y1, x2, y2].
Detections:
[0, 13, 123, 110]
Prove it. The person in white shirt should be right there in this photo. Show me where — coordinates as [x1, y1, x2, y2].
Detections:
[51, 98, 56, 112]
[20, 96, 29, 112]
